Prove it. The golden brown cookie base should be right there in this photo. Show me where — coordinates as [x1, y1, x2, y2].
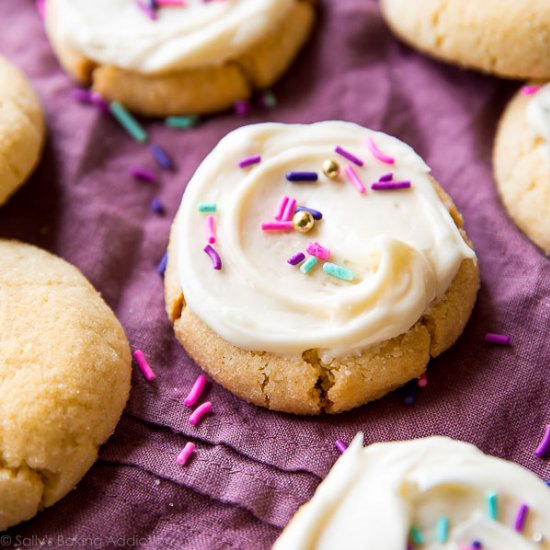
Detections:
[493, 86, 550, 255]
[380, 0, 550, 80]
[164, 178, 479, 415]
[0, 241, 132, 530]
[46, 1, 316, 117]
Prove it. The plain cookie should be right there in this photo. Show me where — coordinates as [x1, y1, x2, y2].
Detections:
[380, 0, 550, 80]
[0, 240, 132, 531]
[0, 56, 44, 206]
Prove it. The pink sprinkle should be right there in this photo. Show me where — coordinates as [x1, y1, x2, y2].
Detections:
[535, 424, 550, 458]
[344, 165, 366, 194]
[135, 0, 157, 19]
[234, 100, 250, 117]
[183, 375, 208, 407]
[514, 503, 529, 532]
[521, 85, 541, 96]
[306, 242, 331, 260]
[366, 136, 395, 164]
[274, 196, 290, 221]
[261, 221, 294, 232]
[133, 349, 156, 381]
[238, 154, 261, 168]
[36, 0, 46, 19]
[206, 216, 216, 244]
[418, 373, 428, 388]
[156, 0, 185, 6]
[129, 167, 157, 183]
[335, 439, 348, 454]
[484, 332, 511, 346]
[189, 402, 212, 426]
[282, 198, 297, 221]
[177, 442, 196, 466]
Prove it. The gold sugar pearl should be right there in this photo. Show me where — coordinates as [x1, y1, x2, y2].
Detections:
[322, 159, 340, 180]
[292, 210, 315, 233]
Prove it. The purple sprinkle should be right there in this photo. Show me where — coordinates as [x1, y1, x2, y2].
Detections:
[484, 333, 511, 346]
[129, 167, 157, 183]
[295, 206, 322, 220]
[36, 0, 46, 19]
[335, 146, 364, 167]
[72, 88, 93, 104]
[546, 479, 550, 487]
[403, 381, 418, 407]
[238, 154, 261, 169]
[286, 171, 318, 182]
[204, 245, 222, 270]
[149, 143, 173, 170]
[335, 439, 348, 454]
[156, 252, 168, 276]
[135, 0, 157, 19]
[89, 91, 111, 114]
[379, 173, 394, 182]
[535, 425, 550, 458]
[287, 252, 306, 266]
[371, 181, 411, 190]
[472, 541, 482, 549]
[151, 199, 165, 215]
[514, 503, 529, 532]
[234, 100, 251, 117]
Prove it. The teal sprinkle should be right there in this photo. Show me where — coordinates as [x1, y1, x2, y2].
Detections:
[323, 262, 354, 281]
[409, 527, 424, 546]
[109, 101, 148, 143]
[436, 517, 449, 543]
[198, 203, 217, 213]
[263, 91, 277, 109]
[487, 491, 498, 520]
[300, 256, 318, 274]
[165, 115, 200, 129]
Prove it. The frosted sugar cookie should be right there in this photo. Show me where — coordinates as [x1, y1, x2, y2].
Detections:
[274, 435, 550, 549]
[165, 121, 479, 415]
[0, 56, 44, 206]
[494, 84, 550, 255]
[45, 0, 316, 116]
[380, 0, 550, 80]
[0, 241, 131, 530]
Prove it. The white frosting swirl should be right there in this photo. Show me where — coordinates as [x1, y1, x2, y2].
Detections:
[527, 84, 550, 143]
[176, 122, 475, 359]
[47, 0, 294, 74]
[274, 435, 550, 550]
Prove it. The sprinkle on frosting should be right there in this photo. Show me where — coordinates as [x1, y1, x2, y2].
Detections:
[522, 85, 541, 96]
[335, 146, 364, 167]
[343, 165, 366, 194]
[366, 136, 395, 164]
[323, 262, 354, 281]
[274, 196, 290, 221]
[282, 198, 297, 222]
[484, 332, 511, 346]
[286, 171, 319, 183]
[300, 256, 318, 274]
[379, 173, 394, 182]
[206, 215, 216, 244]
[514, 503, 529, 532]
[204, 244, 222, 270]
[535, 424, 550, 458]
[189, 401, 212, 426]
[410, 527, 425, 545]
[295, 206, 323, 220]
[198, 202, 217, 213]
[238, 154, 262, 169]
[486, 491, 498, 520]
[110, 101, 148, 143]
[133, 349, 156, 381]
[371, 180, 411, 191]
[287, 252, 306, 266]
[176, 442, 195, 467]
[261, 221, 294, 232]
[183, 375, 208, 407]
[436, 517, 449, 543]
[306, 242, 331, 260]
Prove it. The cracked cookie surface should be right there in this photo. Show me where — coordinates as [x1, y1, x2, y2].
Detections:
[380, 0, 550, 80]
[0, 240, 131, 530]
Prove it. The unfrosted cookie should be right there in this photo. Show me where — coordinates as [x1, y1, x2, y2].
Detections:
[0, 56, 44, 206]
[45, 0, 315, 117]
[380, 0, 550, 80]
[164, 121, 479, 415]
[493, 84, 550, 255]
[0, 240, 131, 531]
[274, 434, 550, 549]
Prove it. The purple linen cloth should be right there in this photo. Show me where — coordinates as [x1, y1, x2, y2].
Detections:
[1, 0, 549, 548]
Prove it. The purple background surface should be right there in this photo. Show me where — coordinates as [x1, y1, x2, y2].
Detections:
[1, 1, 549, 548]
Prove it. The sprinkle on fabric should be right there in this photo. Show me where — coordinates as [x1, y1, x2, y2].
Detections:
[335, 146, 364, 167]
[300, 256, 318, 274]
[72, 88, 93, 104]
[234, 100, 251, 117]
[286, 171, 319, 182]
[176, 442, 196, 467]
[165, 115, 199, 129]
[156, 252, 168, 276]
[282, 198, 297, 221]
[151, 198, 165, 215]
[110, 101, 148, 143]
[484, 332, 511, 346]
[535, 424, 550, 458]
[288, 252, 306, 266]
[418, 373, 428, 388]
[129, 167, 157, 183]
[323, 262, 354, 281]
[335, 439, 348, 454]
[274, 196, 290, 221]
[514, 503, 529, 532]
[366, 136, 395, 164]
[189, 402, 212, 426]
[198, 202, 217, 213]
[238, 154, 261, 168]
[486, 491, 498, 520]
[133, 350, 156, 381]
[404, 381, 418, 406]
[344, 165, 366, 194]
[260, 90, 277, 109]
[371, 180, 411, 191]
[183, 375, 208, 407]
[89, 92, 111, 114]
[521, 85, 541, 96]
[409, 527, 424, 545]
[206, 215, 216, 244]
[306, 242, 331, 260]
[295, 206, 323, 220]
[436, 517, 449, 543]
[149, 143, 173, 170]
[204, 244, 222, 270]
[261, 221, 294, 232]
